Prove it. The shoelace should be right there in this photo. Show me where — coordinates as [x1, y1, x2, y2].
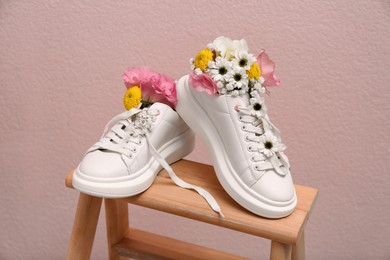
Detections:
[235, 93, 290, 177]
[88, 107, 224, 217]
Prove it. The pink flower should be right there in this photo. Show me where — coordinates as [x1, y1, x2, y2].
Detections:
[256, 50, 280, 87]
[158, 74, 177, 107]
[189, 71, 218, 95]
[123, 67, 158, 89]
[122, 67, 177, 109]
[141, 74, 177, 108]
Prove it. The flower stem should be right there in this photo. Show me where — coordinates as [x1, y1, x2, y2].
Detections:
[140, 100, 153, 109]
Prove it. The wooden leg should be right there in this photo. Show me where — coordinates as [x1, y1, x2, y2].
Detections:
[66, 193, 102, 260]
[270, 241, 292, 260]
[292, 231, 305, 260]
[105, 199, 129, 260]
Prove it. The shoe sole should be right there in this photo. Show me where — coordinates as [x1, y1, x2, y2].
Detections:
[72, 128, 195, 198]
[176, 75, 296, 218]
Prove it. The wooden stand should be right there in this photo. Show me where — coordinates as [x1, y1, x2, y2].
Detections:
[66, 160, 318, 260]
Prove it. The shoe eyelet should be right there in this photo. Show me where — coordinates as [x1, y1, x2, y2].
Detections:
[245, 135, 250, 142]
[250, 156, 255, 162]
[247, 146, 253, 152]
[254, 165, 260, 171]
[241, 125, 246, 131]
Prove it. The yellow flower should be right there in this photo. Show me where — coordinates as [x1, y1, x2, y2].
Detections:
[194, 48, 214, 71]
[123, 86, 142, 110]
[247, 62, 261, 80]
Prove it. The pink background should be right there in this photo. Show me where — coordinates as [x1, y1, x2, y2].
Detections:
[1, 1, 389, 259]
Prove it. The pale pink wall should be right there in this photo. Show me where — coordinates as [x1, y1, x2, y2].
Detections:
[1, 1, 389, 259]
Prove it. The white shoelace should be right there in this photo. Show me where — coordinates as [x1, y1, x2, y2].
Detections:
[235, 93, 290, 178]
[88, 107, 224, 217]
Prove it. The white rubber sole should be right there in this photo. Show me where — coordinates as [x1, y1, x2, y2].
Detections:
[72, 128, 195, 198]
[176, 75, 296, 218]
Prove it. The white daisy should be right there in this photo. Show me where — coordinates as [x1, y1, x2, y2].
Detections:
[249, 96, 267, 118]
[258, 132, 286, 157]
[233, 50, 256, 70]
[208, 57, 231, 82]
[226, 65, 248, 90]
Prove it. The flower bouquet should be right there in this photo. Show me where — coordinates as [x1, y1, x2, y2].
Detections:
[189, 36, 280, 96]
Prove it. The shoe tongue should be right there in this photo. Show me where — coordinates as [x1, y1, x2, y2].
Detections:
[226, 92, 251, 107]
[148, 102, 171, 112]
[240, 92, 251, 105]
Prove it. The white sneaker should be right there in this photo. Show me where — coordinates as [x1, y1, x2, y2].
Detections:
[73, 102, 195, 198]
[176, 75, 297, 218]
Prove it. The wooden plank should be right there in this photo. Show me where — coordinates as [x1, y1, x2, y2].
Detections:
[66, 193, 102, 260]
[114, 228, 246, 260]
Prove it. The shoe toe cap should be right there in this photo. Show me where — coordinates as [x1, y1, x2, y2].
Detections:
[251, 170, 295, 203]
[79, 150, 128, 178]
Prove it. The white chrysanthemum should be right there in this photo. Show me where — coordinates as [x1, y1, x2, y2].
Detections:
[208, 36, 248, 60]
[258, 132, 286, 157]
[229, 39, 248, 59]
[231, 89, 240, 97]
[258, 86, 266, 93]
[259, 76, 265, 84]
[233, 50, 256, 70]
[249, 79, 265, 93]
[216, 81, 224, 88]
[249, 96, 267, 118]
[226, 66, 248, 90]
[189, 58, 195, 70]
[225, 82, 234, 91]
[218, 84, 227, 94]
[194, 68, 202, 75]
[208, 57, 231, 82]
[206, 60, 215, 72]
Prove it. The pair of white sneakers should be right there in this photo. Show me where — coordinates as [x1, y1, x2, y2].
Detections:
[73, 39, 296, 219]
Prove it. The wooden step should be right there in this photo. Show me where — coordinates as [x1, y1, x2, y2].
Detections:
[114, 228, 245, 259]
[123, 160, 318, 245]
[66, 160, 318, 246]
